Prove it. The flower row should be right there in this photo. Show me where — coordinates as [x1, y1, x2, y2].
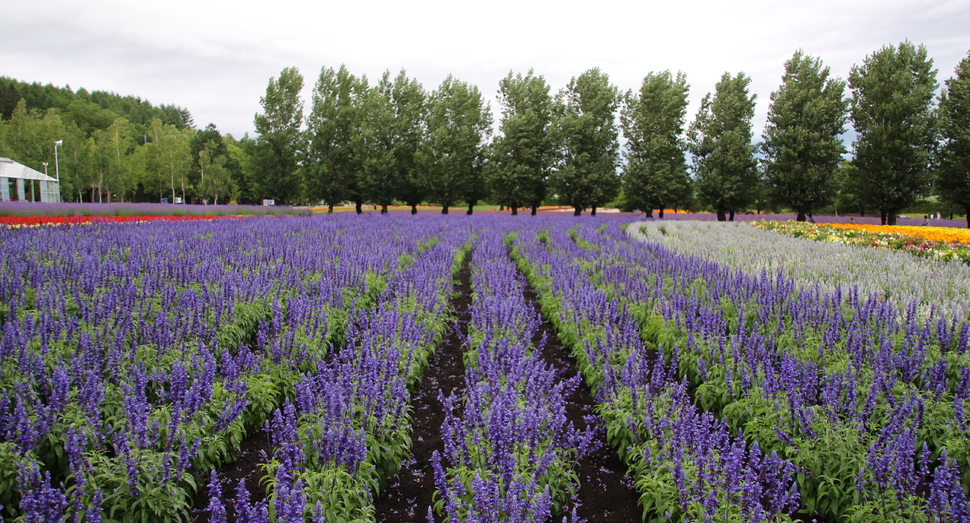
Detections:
[431, 228, 594, 521]
[0, 215, 243, 227]
[599, 220, 970, 520]
[752, 220, 970, 264]
[510, 220, 802, 522]
[0, 215, 462, 522]
[633, 220, 970, 320]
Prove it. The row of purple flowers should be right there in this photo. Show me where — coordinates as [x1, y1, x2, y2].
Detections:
[430, 227, 596, 521]
[0, 215, 463, 521]
[508, 219, 802, 522]
[573, 220, 968, 520]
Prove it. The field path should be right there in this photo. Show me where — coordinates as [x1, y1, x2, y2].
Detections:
[375, 252, 473, 522]
[519, 256, 643, 522]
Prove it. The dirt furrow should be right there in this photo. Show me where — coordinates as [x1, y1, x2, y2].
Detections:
[375, 253, 473, 522]
[521, 275, 643, 522]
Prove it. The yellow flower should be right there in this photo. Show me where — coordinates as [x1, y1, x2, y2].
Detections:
[829, 223, 970, 244]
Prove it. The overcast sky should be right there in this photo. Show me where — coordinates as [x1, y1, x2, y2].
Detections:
[4, 0, 969, 139]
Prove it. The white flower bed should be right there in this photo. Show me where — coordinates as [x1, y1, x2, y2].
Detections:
[628, 220, 970, 321]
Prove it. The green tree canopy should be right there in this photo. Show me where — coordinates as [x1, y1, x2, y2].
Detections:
[553, 67, 621, 216]
[253, 67, 305, 204]
[688, 71, 758, 221]
[356, 71, 399, 213]
[936, 50, 970, 227]
[620, 70, 691, 218]
[198, 140, 233, 205]
[849, 41, 938, 225]
[305, 64, 368, 213]
[388, 70, 430, 214]
[427, 75, 493, 214]
[489, 70, 556, 215]
[762, 50, 848, 221]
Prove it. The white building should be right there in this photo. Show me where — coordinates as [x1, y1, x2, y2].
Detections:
[0, 158, 60, 203]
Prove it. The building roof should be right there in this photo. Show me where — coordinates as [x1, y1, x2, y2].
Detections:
[0, 158, 59, 182]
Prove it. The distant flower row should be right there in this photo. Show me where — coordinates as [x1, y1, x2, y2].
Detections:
[752, 220, 970, 264]
[0, 201, 309, 218]
[0, 215, 237, 228]
[828, 223, 970, 244]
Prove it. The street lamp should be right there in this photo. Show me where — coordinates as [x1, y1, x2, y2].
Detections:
[54, 140, 63, 203]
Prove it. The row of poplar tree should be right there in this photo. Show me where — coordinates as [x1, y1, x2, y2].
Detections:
[2, 41, 969, 224]
[250, 41, 970, 224]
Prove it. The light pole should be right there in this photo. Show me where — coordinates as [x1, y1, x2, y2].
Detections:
[54, 140, 62, 203]
[41, 162, 49, 203]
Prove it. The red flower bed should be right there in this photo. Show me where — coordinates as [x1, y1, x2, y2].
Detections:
[0, 215, 235, 228]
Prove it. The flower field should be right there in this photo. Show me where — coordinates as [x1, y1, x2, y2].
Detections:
[1, 215, 968, 522]
[0, 215, 238, 228]
[751, 220, 970, 265]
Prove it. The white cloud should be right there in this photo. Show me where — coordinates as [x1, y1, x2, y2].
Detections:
[2, 0, 968, 138]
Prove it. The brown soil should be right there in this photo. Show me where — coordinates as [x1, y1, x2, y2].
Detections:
[374, 253, 472, 522]
[191, 426, 272, 522]
[521, 279, 644, 522]
[192, 245, 642, 522]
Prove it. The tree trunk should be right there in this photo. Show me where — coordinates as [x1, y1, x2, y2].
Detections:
[887, 213, 897, 226]
[355, 201, 363, 214]
[511, 206, 518, 216]
[410, 204, 417, 214]
[328, 204, 334, 214]
[467, 203, 474, 215]
[531, 205, 537, 216]
[880, 211, 887, 225]
[499, 205, 504, 211]
[644, 209, 654, 218]
[796, 212, 806, 222]
[442, 205, 449, 214]
[729, 210, 735, 221]
[573, 207, 582, 216]
[591, 207, 597, 216]
[381, 204, 388, 214]
[659, 209, 665, 219]
[717, 210, 727, 221]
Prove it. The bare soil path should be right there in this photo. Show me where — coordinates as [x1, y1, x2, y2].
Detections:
[375, 254, 472, 522]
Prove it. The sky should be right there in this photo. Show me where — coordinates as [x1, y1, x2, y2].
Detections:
[3, 0, 969, 140]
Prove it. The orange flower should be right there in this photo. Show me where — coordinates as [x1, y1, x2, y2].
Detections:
[828, 223, 970, 244]
[1, 215, 233, 228]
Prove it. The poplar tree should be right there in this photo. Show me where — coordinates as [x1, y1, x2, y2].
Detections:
[688, 72, 758, 221]
[305, 64, 368, 213]
[553, 67, 621, 216]
[762, 51, 848, 221]
[490, 70, 555, 215]
[849, 41, 937, 225]
[253, 66, 305, 204]
[620, 71, 691, 218]
[936, 51, 970, 227]
[427, 75, 492, 214]
[389, 70, 429, 214]
[356, 71, 398, 213]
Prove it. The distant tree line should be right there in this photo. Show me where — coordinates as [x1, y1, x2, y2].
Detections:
[2, 42, 970, 226]
[0, 77, 253, 205]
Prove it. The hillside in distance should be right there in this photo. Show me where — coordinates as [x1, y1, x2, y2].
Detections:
[0, 76, 194, 130]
